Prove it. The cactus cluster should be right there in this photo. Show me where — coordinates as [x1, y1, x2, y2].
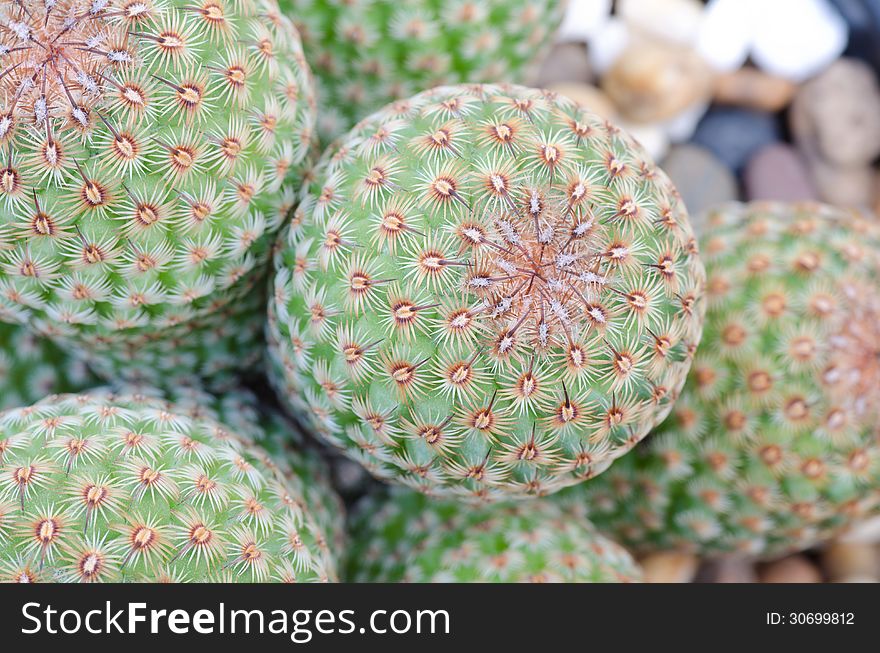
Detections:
[285, 0, 566, 139]
[578, 203, 880, 557]
[348, 489, 641, 582]
[0, 0, 315, 385]
[0, 390, 340, 582]
[268, 83, 706, 500]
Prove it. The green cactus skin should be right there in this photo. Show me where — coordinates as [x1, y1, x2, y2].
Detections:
[0, 390, 340, 582]
[577, 202, 880, 558]
[283, 0, 566, 140]
[0, 0, 315, 384]
[268, 83, 706, 500]
[347, 488, 641, 582]
[0, 322, 97, 409]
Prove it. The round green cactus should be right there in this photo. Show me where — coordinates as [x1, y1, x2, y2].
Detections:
[0, 0, 315, 384]
[268, 83, 706, 500]
[0, 390, 339, 582]
[0, 322, 96, 409]
[578, 202, 880, 557]
[348, 489, 641, 582]
[284, 0, 566, 139]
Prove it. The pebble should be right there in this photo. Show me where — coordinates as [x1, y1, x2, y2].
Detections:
[547, 83, 618, 120]
[639, 552, 700, 583]
[557, 0, 613, 43]
[695, 0, 752, 72]
[534, 43, 593, 87]
[713, 67, 798, 112]
[588, 17, 631, 75]
[696, 558, 759, 583]
[661, 100, 709, 143]
[744, 144, 818, 202]
[822, 542, 878, 582]
[691, 107, 782, 172]
[660, 144, 738, 230]
[602, 41, 714, 122]
[750, 0, 849, 81]
[829, 0, 880, 73]
[790, 58, 880, 167]
[618, 0, 705, 46]
[618, 119, 671, 161]
[806, 155, 875, 207]
[759, 555, 824, 583]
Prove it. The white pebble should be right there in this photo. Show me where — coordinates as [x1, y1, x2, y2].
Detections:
[618, 0, 705, 46]
[557, 0, 612, 43]
[695, 0, 752, 73]
[588, 17, 630, 75]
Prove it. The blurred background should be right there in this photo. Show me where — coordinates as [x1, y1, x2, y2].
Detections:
[507, 0, 880, 582]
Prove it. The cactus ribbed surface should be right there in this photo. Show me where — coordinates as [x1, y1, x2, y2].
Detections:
[0, 0, 315, 384]
[579, 203, 880, 557]
[284, 0, 566, 139]
[0, 391, 340, 582]
[268, 84, 706, 500]
[0, 322, 96, 409]
[347, 489, 641, 582]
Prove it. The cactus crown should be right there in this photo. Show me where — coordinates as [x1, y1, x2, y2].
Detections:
[270, 84, 705, 499]
[0, 0, 314, 339]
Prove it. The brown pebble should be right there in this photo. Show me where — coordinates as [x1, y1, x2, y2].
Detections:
[714, 67, 798, 112]
[639, 551, 699, 583]
[548, 83, 618, 120]
[759, 555, 823, 583]
[697, 558, 759, 583]
[602, 40, 714, 123]
[804, 154, 874, 208]
[534, 42, 593, 87]
[822, 542, 878, 582]
[744, 143, 818, 202]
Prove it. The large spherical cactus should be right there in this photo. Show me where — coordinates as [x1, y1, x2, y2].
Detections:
[0, 322, 96, 409]
[0, 0, 316, 385]
[347, 489, 641, 582]
[283, 0, 566, 139]
[0, 391, 339, 582]
[578, 202, 880, 558]
[268, 84, 706, 500]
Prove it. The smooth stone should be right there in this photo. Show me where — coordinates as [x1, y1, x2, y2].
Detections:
[790, 58, 880, 167]
[751, 0, 849, 82]
[829, 0, 880, 72]
[661, 100, 709, 143]
[639, 552, 699, 583]
[744, 144, 818, 202]
[759, 556, 824, 583]
[660, 144, 739, 231]
[602, 40, 714, 122]
[534, 43, 593, 87]
[547, 83, 618, 120]
[618, 0, 705, 46]
[713, 67, 798, 112]
[696, 0, 752, 72]
[588, 17, 631, 74]
[557, 0, 613, 43]
[806, 155, 875, 207]
[691, 107, 782, 172]
[696, 558, 759, 583]
[822, 542, 879, 582]
[618, 119, 671, 161]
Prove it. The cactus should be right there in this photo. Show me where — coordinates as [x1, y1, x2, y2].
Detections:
[268, 83, 705, 500]
[578, 202, 880, 557]
[284, 0, 566, 139]
[347, 488, 641, 582]
[0, 389, 341, 582]
[0, 0, 315, 385]
[0, 322, 96, 409]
